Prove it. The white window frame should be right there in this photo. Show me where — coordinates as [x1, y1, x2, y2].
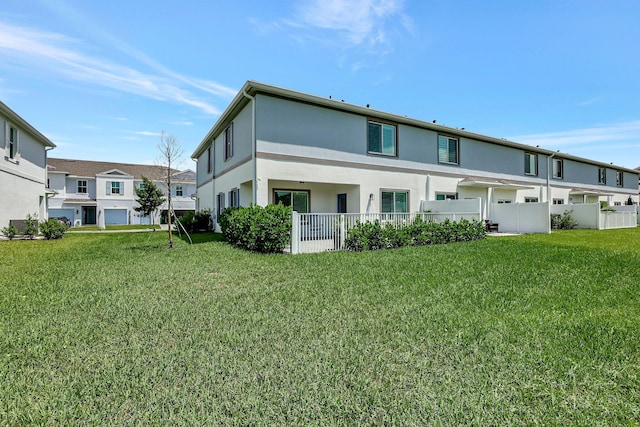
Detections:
[5, 122, 19, 161]
[553, 198, 565, 205]
[525, 197, 539, 203]
[107, 181, 123, 196]
[77, 180, 87, 194]
[524, 152, 538, 176]
[437, 135, 459, 165]
[228, 188, 240, 208]
[381, 190, 408, 213]
[216, 192, 225, 221]
[273, 189, 310, 213]
[175, 185, 183, 197]
[552, 158, 563, 179]
[367, 120, 397, 157]
[435, 193, 457, 201]
[224, 123, 234, 161]
[598, 167, 606, 185]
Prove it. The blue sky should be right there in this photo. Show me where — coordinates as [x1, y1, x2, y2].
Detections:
[1, 0, 639, 170]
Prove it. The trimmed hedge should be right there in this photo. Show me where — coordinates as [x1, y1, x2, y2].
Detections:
[219, 204, 292, 254]
[344, 217, 486, 251]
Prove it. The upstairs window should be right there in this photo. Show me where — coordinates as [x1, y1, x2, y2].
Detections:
[368, 121, 396, 156]
[438, 135, 459, 165]
[175, 185, 183, 196]
[224, 123, 234, 161]
[524, 153, 538, 176]
[552, 159, 563, 179]
[6, 124, 18, 160]
[207, 145, 212, 173]
[616, 171, 623, 187]
[381, 191, 408, 213]
[598, 167, 606, 184]
[77, 180, 87, 194]
[108, 181, 123, 195]
[525, 197, 539, 203]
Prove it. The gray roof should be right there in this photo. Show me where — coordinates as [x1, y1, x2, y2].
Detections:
[48, 158, 194, 182]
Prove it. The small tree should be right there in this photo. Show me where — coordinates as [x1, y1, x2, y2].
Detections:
[134, 176, 166, 230]
[1, 225, 17, 240]
[157, 132, 184, 248]
[24, 213, 39, 239]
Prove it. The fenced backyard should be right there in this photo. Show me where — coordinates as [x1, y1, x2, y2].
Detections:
[291, 211, 482, 254]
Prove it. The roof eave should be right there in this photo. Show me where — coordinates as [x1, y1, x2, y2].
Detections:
[0, 100, 56, 148]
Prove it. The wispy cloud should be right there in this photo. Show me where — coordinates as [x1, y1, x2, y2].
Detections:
[132, 131, 163, 137]
[510, 120, 640, 150]
[170, 121, 194, 126]
[0, 21, 234, 115]
[256, 0, 412, 59]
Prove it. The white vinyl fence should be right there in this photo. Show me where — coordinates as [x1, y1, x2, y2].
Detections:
[490, 202, 550, 234]
[290, 211, 482, 254]
[551, 204, 638, 230]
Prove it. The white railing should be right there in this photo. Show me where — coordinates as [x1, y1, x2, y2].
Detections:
[290, 211, 481, 254]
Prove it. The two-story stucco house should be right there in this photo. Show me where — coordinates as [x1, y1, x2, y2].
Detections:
[47, 158, 196, 227]
[191, 81, 639, 228]
[1, 100, 56, 228]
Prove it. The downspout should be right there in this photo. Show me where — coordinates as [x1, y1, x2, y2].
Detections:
[547, 153, 556, 234]
[45, 146, 55, 220]
[242, 90, 257, 205]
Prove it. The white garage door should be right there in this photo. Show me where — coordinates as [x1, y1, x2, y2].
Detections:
[104, 209, 128, 225]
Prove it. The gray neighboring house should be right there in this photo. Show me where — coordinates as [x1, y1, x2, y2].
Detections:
[0, 100, 56, 228]
[47, 158, 196, 227]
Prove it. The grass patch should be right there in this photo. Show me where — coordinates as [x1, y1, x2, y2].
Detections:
[1, 229, 639, 424]
[70, 224, 161, 231]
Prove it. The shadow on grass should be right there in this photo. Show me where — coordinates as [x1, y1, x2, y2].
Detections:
[177, 231, 225, 244]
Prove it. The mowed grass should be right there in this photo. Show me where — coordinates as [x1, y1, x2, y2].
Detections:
[1, 228, 639, 425]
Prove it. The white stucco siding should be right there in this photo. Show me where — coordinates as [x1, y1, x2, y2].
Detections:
[215, 161, 254, 206]
[0, 171, 46, 226]
[195, 180, 215, 212]
[258, 158, 427, 213]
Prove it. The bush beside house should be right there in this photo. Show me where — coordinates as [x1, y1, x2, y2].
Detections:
[219, 204, 292, 254]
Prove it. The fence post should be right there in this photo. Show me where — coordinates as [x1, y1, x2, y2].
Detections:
[339, 214, 346, 250]
[291, 211, 300, 255]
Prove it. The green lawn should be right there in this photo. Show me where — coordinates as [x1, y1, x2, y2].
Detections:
[1, 229, 639, 425]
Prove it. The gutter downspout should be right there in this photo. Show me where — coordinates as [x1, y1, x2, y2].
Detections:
[242, 90, 257, 205]
[547, 153, 556, 234]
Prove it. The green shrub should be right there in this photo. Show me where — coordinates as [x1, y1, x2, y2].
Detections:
[178, 209, 214, 232]
[345, 217, 485, 251]
[23, 213, 39, 240]
[39, 218, 67, 240]
[1, 225, 17, 240]
[220, 204, 292, 254]
[551, 210, 578, 229]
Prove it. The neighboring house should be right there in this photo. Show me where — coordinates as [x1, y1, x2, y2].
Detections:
[47, 158, 196, 227]
[191, 81, 639, 228]
[0, 100, 56, 228]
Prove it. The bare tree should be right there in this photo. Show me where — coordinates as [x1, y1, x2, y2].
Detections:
[157, 131, 184, 248]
